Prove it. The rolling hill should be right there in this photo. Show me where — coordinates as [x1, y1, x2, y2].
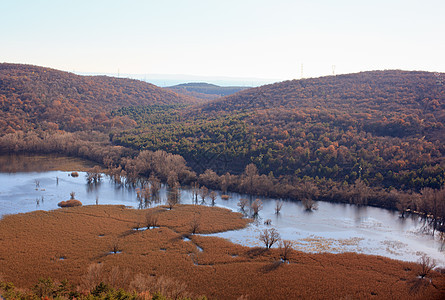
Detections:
[0, 63, 196, 132]
[203, 70, 445, 139]
[114, 70, 445, 191]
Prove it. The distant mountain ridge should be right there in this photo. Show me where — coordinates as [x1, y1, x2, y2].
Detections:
[166, 82, 250, 101]
[0, 63, 195, 132]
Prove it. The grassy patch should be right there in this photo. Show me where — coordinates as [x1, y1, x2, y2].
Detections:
[0, 205, 444, 299]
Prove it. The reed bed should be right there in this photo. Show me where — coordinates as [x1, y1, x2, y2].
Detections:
[0, 205, 443, 299]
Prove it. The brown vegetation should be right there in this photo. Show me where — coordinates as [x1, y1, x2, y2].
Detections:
[0, 63, 195, 133]
[57, 199, 82, 207]
[1, 205, 443, 299]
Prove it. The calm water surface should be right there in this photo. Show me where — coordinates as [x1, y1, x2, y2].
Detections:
[0, 155, 444, 267]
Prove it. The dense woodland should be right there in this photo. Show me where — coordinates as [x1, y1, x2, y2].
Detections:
[114, 71, 445, 191]
[0, 64, 444, 232]
[0, 63, 194, 133]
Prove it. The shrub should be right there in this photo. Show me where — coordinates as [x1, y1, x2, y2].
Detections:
[57, 199, 82, 207]
[146, 212, 159, 229]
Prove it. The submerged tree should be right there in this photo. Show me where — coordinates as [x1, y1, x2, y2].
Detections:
[251, 199, 263, 216]
[302, 197, 318, 211]
[167, 183, 180, 210]
[86, 166, 102, 184]
[275, 200, 283, 214]
[209, 191, 217, 206]
[199, 186, 209, 205]
[237, 198, 249, 211]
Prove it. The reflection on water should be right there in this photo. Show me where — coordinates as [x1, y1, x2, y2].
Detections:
[0, 154, 95, 173]
[0, 155, 444, 267]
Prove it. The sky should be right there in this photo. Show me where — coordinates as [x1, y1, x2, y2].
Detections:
[1, 0, 444, 85]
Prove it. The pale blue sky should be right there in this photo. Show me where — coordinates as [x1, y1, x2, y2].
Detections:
[1, 0, 444, 82]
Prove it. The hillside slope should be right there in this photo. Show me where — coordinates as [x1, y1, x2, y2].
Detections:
[115, 70, 445, 191]
[203, 70, 445, 139]
[0, 63, 195, 132]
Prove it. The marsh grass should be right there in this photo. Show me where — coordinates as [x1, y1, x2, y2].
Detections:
[0, 205, 444, 299]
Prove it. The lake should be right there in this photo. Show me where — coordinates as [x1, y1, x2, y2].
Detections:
[0, 154, 444, 267]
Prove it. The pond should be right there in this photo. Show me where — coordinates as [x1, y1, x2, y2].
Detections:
[0, 154, 444, 267]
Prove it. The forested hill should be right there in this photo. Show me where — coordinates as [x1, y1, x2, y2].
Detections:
[114, 70, 445, 191]
[202, 70, 445, 140]
[0, 63, 195, 132]
[205, 70, 444, 115]
[167, 82, 250, 101]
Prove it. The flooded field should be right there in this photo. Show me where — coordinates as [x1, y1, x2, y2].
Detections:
[0, 154, 444, 267]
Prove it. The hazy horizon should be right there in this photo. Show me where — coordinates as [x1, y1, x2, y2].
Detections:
[1, 0, 444, 80]
[74, 71, 278, 87]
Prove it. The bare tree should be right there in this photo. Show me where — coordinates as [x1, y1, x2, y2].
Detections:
[352, 179, 370, 206]
[141, 186, 151, 202]
[408, 254, 438, 294]
[238, 198, 249, 211]
[259, 228, 280, 248]
[107, 266, 132, 290]
[279, 240, 293, 262]
[209, 191, 217, 206]
[149, 174, 161, 202]
[146, 211, 159, 229]
[70, 191, 76, 200]
[417, 254, 437, 279]
[191, 182, 199, 204]
[133, 222, 142, 231]
[167, 171, 178, 189]
[220, 172, 231, 194]
[167, 183, 180, 210]
[86, 165, 102, 184]
[275, 200, 283, 214]
[419, 187, 445, 235]
[199, 186, 209, 204]
[251, 199, 263, 216]
[189, 215, 200, 234]
[243, 163, 259, 195]
[302, 197, 318, 211]
[80, 263, 104, 291]
[110, 239, 121, 254]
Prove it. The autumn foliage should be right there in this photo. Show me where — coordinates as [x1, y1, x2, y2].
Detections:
[0, 63, 195, 133]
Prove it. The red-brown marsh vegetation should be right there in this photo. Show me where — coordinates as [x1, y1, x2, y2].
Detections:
[57, 199, 82, 207]
[0, 205, 444, 299]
